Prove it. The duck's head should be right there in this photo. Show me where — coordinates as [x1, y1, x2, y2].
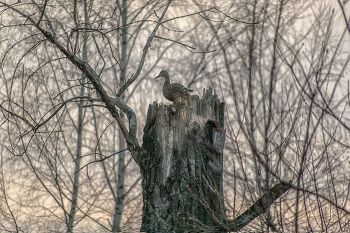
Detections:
[155, 70, 169, 80]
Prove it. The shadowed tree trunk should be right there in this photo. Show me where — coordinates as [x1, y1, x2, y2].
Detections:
[66, 1, 89, 231]
[112, 0, 128, 231]
[139, 87, 292, 232]
[140, 88, 226, 232]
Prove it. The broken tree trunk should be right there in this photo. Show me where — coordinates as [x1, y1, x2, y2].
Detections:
[139, 87, 291, 232]
[140, 87, 226, 232]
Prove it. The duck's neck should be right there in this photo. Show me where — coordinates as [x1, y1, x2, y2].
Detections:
[163, 76, 170, 84]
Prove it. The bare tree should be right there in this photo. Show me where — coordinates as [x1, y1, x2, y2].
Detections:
[1, 0, 350, 232]
[0, 0, 165, 231]
[192, 0, 350, 231]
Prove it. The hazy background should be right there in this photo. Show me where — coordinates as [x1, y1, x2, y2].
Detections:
[1, 0, 350, 232]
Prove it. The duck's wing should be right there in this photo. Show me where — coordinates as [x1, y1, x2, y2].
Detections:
[172, 83, 192, 95]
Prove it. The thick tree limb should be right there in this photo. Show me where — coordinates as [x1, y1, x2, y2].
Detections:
[1, 2, 143, 164]
[90, 97, 137, 144]
[1, 1, 174, 166]
[229, 181, 292, 231]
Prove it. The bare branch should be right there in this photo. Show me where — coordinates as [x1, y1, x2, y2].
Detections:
[337, 0, 350, 35]
[230, 181, 292, 231]
[1, 0, 143, 164]
[116, 0, 173, 97]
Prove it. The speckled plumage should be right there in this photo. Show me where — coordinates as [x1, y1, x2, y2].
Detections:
[155, 70, 193, 102]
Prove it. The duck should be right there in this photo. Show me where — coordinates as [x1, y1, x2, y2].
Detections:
[155, 70, 193, 102]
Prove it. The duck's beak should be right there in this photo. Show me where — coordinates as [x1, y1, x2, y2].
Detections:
[154, 75, 161, 79]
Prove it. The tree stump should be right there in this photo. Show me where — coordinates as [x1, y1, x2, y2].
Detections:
[140, 87, 226, 232]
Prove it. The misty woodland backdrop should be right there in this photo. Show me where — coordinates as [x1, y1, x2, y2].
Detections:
[1, 0, 350, 232]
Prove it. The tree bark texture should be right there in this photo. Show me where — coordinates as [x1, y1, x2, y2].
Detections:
[112, 1, 128, 231]
[140, 87, 226, 232]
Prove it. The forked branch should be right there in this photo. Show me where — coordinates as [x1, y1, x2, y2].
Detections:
[116, 0, 173, 97]
[1, 1, 174, 166]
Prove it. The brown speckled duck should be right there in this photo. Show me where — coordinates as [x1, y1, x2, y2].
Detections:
[155, 70, 193, 102]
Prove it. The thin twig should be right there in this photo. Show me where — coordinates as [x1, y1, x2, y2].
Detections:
[74, 149, 129, 174]
[116, 0, 173, 97]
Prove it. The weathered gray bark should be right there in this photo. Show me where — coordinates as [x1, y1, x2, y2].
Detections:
[67, 78, 84, 233]
[140, 88, 226, 232]
[139, 87, 292, 232]
[67, 1, 89, 231]
[229, 181, 292, 231]
[112, 0, 128, 231]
